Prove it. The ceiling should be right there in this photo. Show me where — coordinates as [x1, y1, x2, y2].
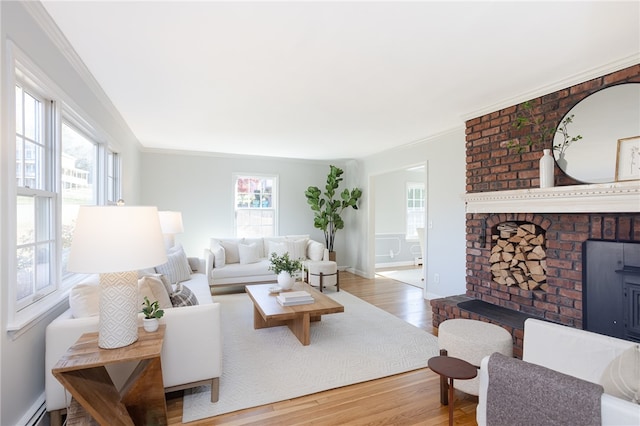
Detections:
[40, 1, 639, 161]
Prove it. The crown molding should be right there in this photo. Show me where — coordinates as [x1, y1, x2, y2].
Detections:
[463, 181, 640, 214]
[21, 1, 141, 150]
[461, 55, 640, 122]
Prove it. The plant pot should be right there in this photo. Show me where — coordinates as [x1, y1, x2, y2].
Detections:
[143, 318, 159, 332]
[277, 271, 295, 290]
[328, 251, 336, 262]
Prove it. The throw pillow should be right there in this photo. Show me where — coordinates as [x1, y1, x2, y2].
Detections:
[244, 237, 265, 258]
[307, 240, 325, 261]
[187, 257, 200, 273]
[239, 242, 260, 264]
[220, 240, 241, 264]
[212, 245, 226, 268]
[268, 240, 287, 257]
[69, 283, 100, 318]
[140, 273, 173, 302]
[156, 244, 192, 284]
[600, 345, 640, 403]
[170, 283, 199, 307]
[286, 238, 308, 261]
[138, 276, 173, 310]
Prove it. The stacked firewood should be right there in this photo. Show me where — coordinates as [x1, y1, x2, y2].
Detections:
[490, 222, 548, 291]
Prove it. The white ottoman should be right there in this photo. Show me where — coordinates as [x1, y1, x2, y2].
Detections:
[438, 319, 513, 396]
[305, 261, 339, 292]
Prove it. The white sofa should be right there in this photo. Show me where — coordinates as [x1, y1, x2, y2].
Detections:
[477, 318, 640, 425]
[45, 257, 222, 425]
[204, 235, 328, 286]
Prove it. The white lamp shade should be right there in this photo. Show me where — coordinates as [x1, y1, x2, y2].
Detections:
[68, 206, 167, 273]
[158, 211, 184, 234]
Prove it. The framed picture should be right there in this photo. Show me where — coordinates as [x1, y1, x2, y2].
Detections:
[615, 136, 640, 181]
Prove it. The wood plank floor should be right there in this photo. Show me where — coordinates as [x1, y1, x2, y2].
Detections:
[166, 271, 478, 425]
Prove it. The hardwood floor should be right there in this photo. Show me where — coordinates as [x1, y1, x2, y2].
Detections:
[166, 272, 478, 425]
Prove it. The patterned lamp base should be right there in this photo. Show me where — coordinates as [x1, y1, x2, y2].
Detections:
[99, 271, 139, 349]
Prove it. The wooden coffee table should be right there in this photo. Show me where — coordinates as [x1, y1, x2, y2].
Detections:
[245, 282, 344, 345]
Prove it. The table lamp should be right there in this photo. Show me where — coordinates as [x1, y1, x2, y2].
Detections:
[158, 211, 184, 250]
[67, 206, 167, 349]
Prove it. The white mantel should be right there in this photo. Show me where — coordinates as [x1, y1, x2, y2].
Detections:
[463, 181, 640, 213]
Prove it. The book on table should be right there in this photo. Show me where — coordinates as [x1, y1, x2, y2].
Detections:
[277, 290, 314, 306]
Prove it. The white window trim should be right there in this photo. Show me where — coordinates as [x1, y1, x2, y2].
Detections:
[5, 42, 114, 337]
[406, 181, 425, 241]
[233, 172, 279, 237]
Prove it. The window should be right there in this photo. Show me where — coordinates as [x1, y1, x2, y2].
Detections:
[61, 122, 98, 279]
[9, 49, 122, 329]
[406, 182, 425, 240]
[15, 83, 56, 310]
[107, 150, 120, 204]
[234, 174, 277, 237]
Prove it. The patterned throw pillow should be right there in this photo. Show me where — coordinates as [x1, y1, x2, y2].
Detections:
[156, 245, 192, 284]
[170, 283, 199, 307]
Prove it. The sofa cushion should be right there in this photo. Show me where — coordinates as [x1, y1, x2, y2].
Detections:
[220, 240, 241, 264]
[210, 259, 272, 280]
[69, 283, 100, 318]
[286, 238, 308, 261]
[212, 244, 226, 268]
[600, 344, 640, 403]
[244, 238, 265, 258]
[239, 242, 261, 264]
[156, 245, 192, 284]
[170, 283, 199, 307]
[140, 273, 173, 296]
[307, 240, 325, 261]
[138, 275, 173, 309]
[268, 240, 287, 257]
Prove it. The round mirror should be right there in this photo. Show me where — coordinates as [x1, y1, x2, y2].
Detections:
[553, 83, 640, 183]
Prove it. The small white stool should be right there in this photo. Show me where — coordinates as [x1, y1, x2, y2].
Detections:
[305, 261, 339, 292]
[437, 319, 512, 397]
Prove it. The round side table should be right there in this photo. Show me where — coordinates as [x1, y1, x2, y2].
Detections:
[428, 355, 477, 426]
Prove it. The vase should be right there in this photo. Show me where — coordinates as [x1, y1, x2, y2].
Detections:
[277, 271, 295, 290]
[143, 318, 159, 332]
[539, 149, 555, 188]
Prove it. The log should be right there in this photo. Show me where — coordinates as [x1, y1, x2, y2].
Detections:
[521, 224, 536, 234]
[531, 274, 546, 283]
[502, 252, 514, 262]
[531, 245, 546, 259]
[528, 280, 540, 290]
[489, 252, 502, 263]
[503, 243, 515, 253]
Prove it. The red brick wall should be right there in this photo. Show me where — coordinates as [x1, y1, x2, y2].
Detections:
[464, 65, 640, 329]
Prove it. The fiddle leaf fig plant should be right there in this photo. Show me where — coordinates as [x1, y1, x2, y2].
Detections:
[305, 165, 362, 253]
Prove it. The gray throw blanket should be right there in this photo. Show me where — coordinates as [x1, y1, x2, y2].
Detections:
[486, 352, 603, 426]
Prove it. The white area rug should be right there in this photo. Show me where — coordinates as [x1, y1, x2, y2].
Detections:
[182, 290, 438, 422]
[376, 268, 425, 288]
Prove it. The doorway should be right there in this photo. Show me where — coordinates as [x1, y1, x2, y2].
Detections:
[372, 164, 426, 289]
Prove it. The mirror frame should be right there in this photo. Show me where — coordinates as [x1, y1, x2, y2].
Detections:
[552, 82, 640, 184]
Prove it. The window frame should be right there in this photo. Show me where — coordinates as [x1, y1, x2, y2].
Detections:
[406, 181, 425, 241]
[6, 42, 121, 334]
[233, 173, 278, 237]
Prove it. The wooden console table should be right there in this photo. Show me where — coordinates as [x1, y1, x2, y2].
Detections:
[52, 326, 167, 426]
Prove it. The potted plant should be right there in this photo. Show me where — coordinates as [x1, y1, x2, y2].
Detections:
[268, 252, 302, 290]
[141, 296, 164, 332]
[305, 165, 362, 261]
[506, 101, 582, 160]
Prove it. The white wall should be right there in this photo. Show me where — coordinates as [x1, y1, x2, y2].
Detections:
[348, 128, 467, 300]
[0, 3, 141, 424]
[140, 151, 350, 263]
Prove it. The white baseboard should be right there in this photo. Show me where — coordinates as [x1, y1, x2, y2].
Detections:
[17, 395, 46, 426]
[375, 260, 415, 269]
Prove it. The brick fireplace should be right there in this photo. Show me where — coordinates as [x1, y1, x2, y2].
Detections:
[431, 64, 640, 358]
